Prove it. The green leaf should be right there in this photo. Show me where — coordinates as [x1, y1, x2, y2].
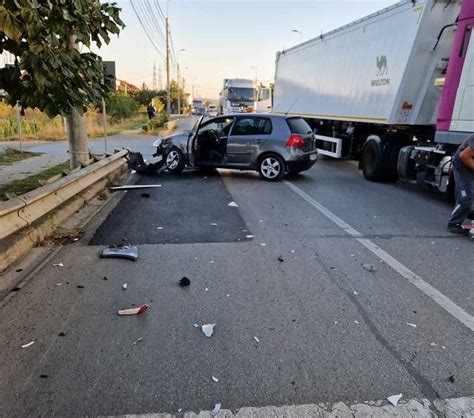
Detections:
[0, 7, 22, 42]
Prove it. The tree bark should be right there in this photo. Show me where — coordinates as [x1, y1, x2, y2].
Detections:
[66, 107, 88, 169]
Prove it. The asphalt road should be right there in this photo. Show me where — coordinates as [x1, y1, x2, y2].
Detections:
[0, 132, 473, 416]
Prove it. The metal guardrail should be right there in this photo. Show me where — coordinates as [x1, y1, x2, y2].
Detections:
[0, 149, 127, 240]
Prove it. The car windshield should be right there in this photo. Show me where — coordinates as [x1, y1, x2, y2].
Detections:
[228, 87, 256, 101]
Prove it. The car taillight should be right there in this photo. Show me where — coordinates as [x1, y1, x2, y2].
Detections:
[287, 134, 305, 148]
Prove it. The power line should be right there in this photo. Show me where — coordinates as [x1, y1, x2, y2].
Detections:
[135, 0, 166, 48]
[129, 0, 165, 58]
[153, 0, 166, 23]
[141, 0, 166, 43]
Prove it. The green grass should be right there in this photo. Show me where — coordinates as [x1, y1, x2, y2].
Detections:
[0, 161, 70, 200]
[0, 148, 41, 166]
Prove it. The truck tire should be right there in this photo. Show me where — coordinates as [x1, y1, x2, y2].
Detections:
[361, 135, 406, 182]
[361, 137, 385, 182]
[165, 147, 185, 175]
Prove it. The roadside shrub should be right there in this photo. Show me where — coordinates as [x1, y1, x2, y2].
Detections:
[143, 114, 169, 132]
[105, 92, 139, 121]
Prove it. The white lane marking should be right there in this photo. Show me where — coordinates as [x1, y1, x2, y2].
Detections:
[285, 180, 474, 332]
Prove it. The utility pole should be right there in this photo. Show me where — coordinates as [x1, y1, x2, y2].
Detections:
[177, 63, 181, 114]
[166, 1, 171, 115]
[66, 35, 88, 169]
[152, 61, 157, 90]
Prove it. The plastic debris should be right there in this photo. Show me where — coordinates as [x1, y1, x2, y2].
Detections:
[245, 235, 255, 238]
[210, 403, 221, 416]
[290, 250, 295, 254]
[193, 324, 199, 328]
[210, 223, 218, 226]
[430, 342, 438, 347]
[209, 260, 215, 264]
[141, 192, 151, 198]
[354, 321, 360, 324]
[253, 336, 260, 343]
[132, 337, 143, 345]
[353, 291, 359, 295]
[131, 170, 137, 174]
[448, 375, 455, 383]
[202, 324, 215, 337]
[100, 245, 138, 261]
[362, 263, 376, 273]
[228, 201, 238, 207]
[118, 304, 149, 316]
[406, 322, 417, 328]
[278, 256, 284, 262]
[387, 394, 402, 406]
[226, 294, 231, 297]
[55, 283, 62, 286]
[157, 227, 163, 230]
[212, 376, 219, 383]
[73, 238, 79, 242]
[110, 185, 162, 190]
[122, 284, 128, 290]
[53, 262, 64, 267]
[179, 277, 191, 287]
[259, 243, 267, 247]
[21, 341, 35, 348]
[178, 409, 182, 412]
[205, 288, 209, 291]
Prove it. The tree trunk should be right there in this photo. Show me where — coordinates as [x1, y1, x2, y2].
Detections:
[66, 107, 88, 169]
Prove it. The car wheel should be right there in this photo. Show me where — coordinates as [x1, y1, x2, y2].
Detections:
[258, 154, 285, 181]
[165, 147, 185, 174]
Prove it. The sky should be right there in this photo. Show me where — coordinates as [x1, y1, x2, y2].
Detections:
[98, 0, 396, 99]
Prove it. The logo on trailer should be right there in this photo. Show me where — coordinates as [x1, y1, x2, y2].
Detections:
[376, 55, 388, 76]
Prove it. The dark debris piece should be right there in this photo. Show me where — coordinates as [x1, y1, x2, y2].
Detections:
[448, 375, 455, 383]
[102, 276, 108, 281]
[141, 192, 151, 198]
[277, 256, 284, 262]
[179, 277, 191, 287]
[16, 268, 23, 273]
[40, 374, 48, 379]
[77, 285, 84, 289]
[11, 287, 20, 292]
[58, 332, 66, 337]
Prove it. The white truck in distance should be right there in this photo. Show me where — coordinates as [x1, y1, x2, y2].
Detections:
[273, 0, 474, 197]
[219, 79, 256, 115]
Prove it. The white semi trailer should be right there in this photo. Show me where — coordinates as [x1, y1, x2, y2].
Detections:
[273, 0, 474, 196]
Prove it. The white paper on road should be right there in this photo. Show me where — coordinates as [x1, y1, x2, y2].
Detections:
[387, 393, 402, 406]
[21, 341, 35, 348]
[228, 201, 238, 207]
[259, 243, 267, 247]
[253, 336, 260, 343]
[210, 403, 221, 416]
[210, 223, 218, 226]
[212, 376, 219, 383]
[53, 262, 64, 267]
[202, 324, 215, 337]
[406, 322, 417, 328]
[245, 235, 255, 238]
[122, 284, 128, 290]
[110, 185, 162, 190]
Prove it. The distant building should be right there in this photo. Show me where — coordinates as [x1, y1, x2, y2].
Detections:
[115, 79, 139, 94]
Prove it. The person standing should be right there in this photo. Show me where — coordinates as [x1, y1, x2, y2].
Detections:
[147, 103, 156, 120]
[447, 134, 474, 234]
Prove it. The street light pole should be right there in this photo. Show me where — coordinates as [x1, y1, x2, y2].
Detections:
[166, 1, 171, 115]
[176, 48, 186, 115]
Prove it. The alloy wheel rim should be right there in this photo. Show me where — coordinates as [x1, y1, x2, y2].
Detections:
[167, 151, 179, 169]
[261, 157, 280, 179]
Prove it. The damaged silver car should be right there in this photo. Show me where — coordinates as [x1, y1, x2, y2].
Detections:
[153, 114, 318, 181]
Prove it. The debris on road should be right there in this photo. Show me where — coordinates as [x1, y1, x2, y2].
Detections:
[122, 284, 128, 290]
[278, 256, 284, 262]
[212, 376, 219, 383]
[132, 337, 143, 345]
[202, 324, 215, 337]
[21, 341, 35, 348]
[102, 276, 108, 281]
[193, 324, 199, 328]
[406, 322, 417, 328]
[353, 291, 359, 295]
[77, 285, 84, 289]
[430, 342, 438, 347]
[58, 332, 66, 337]
[118, 304, 149, 316]
[55, 283, 62, 286]
[205, 288, 209, 291]
[209, 260, 215, 264]
[253, 336, 260, 343]
[210, 403, 221, 416]
[387, 394, 402, 406]
[141, 192, 151, 198]
[110, 184, 162, 190]
[362, 263, 376, 273]
[245, 235, 255, 238]
[226, 294, 231, 297]
[259, 243, 267, 247]
[290, 250, 295, 254]
[40, 374, 48, 379]
[354, 321, 360, 324]
[210, 223, 218, 226]
[53, 262, 64, 267]
[228, 201, 238, 207]
[100, 245, 138, 261]
[448, 375, 455, 383]
[179, 277, 191, 287]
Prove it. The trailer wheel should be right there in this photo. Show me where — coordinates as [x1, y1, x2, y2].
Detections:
[361, 136, 401, 182]
[361, 138, 384, 181]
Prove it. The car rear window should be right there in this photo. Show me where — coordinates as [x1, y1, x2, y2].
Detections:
[286, 117, 312, 134]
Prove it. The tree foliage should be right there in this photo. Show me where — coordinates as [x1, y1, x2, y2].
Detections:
[0, 0, 125, 117]
[105, 91, 138, 121]
[131, 88, 161, 106]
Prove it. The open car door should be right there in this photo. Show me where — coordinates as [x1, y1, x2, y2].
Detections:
[187, 115, 205, 166]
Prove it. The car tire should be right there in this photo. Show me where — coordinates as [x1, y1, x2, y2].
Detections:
[258, 154, 286, 181]
[165, 147, 185, 175]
